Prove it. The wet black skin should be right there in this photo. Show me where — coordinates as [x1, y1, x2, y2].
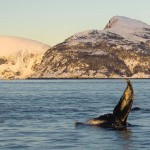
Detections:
[75, 79, 134, 129]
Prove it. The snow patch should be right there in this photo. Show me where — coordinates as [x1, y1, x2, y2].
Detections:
[90, 50, 108, 56]
[131, 73, 150, 78]
[124, 59, 139, 73]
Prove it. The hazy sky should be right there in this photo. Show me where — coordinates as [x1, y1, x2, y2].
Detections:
[0, 0, 150, 46]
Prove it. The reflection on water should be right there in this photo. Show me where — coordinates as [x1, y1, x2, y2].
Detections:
[120, 130, 132, 140]
[117, 129, 133, 150]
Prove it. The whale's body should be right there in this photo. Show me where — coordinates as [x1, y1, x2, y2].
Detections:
[75, 79, 134, 129]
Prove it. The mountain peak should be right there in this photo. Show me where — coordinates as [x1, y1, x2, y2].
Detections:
[34, 16, 150, 79]
[0, 36, 50, 57]
[65, 16, 150, 46]
[104, 16, 150, 42]
[104, 16, 149, 30]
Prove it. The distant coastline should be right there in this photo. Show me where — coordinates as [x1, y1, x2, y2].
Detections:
[27, 78, 150, 80]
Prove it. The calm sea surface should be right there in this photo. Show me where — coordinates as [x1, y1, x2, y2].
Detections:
[0, 79, 150, 150]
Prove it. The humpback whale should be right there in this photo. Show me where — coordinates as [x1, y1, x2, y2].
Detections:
[75, 79, 134, 129]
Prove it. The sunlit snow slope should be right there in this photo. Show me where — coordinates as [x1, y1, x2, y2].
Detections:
[0, 36, 50, 79]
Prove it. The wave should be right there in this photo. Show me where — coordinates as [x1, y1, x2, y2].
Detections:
[131, 107, 150, 113]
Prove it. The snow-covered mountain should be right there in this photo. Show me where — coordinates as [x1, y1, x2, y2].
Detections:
[105, 16, 150, 42]
[0, 36, 50, 79]
[34, 16, 150, 78]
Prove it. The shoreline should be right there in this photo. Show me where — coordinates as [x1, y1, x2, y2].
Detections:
[0, 78, 150, 80]
[27, 78, 150, 80]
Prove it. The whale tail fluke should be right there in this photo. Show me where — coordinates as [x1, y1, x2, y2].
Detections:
[113, 79, 134, 124]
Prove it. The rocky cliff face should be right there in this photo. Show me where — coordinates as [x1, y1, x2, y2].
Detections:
[0, 36, 50, 79]
[34, 16, 150, 78]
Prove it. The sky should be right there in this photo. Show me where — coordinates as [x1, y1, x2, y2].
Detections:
[0, 0, 150, 46]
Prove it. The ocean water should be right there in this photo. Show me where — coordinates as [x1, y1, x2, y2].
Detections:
[0, 79, 150, 150]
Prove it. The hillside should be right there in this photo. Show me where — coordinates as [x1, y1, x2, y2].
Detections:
[0, 36, 50, 79]
[34, 16, 150, 78]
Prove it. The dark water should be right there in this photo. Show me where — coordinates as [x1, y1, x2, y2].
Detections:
[0, 79, 150, 150]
